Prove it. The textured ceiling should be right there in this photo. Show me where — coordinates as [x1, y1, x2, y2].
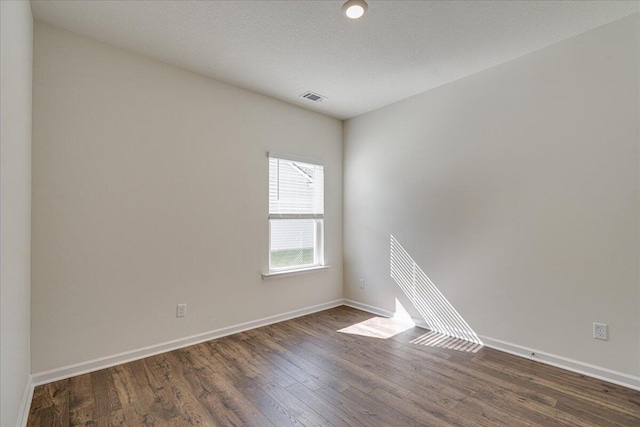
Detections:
[31, 1, 640, 119]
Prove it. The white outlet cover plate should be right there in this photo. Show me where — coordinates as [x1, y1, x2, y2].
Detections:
[177, 304, 187, 318]
[593, 322, 608, 340]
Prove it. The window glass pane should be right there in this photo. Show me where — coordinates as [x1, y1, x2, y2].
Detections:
[270, 219, 315, 269]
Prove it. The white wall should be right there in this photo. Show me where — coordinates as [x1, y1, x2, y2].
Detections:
[31, 23, 342, 373]
[1, 1, 33, 425]
[344, 14, 640, 377]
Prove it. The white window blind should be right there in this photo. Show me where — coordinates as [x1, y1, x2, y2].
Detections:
[268, 154, 324, 271]
[269, 157, 324, 219]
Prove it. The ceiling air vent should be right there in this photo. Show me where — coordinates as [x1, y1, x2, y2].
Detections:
[300, 91, 327, 103]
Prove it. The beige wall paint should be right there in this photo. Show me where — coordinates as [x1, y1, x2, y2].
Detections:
[1, 1, 33, 425]
[344, 14, 640, 377]
[31, 23, 343, 373]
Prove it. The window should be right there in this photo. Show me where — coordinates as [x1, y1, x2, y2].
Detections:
[268, 153, 324, 272]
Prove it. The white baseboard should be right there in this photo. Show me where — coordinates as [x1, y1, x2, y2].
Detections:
[342, 299, 395, 318]
[479, 335, 640, 391]
[343, 299, 640, 391]
[31, 299, 343, 386]
[17, 375, 34, 427]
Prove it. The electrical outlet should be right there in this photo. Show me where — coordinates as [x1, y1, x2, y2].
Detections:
[593, 322, 608, 340]
[177, 304, 187, 318]
[359, 279, 365, 289]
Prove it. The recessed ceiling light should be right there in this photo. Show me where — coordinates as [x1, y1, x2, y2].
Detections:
[342, 0, 368, 19]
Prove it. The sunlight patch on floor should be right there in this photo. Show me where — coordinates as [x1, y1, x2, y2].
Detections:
[410, 330, 483, 353]
[338, 316, 414, 339]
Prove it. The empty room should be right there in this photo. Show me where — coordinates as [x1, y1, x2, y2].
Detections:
[1, 0, 640, 426]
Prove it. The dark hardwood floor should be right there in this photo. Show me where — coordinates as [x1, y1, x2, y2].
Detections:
[27, 306, 640, 426]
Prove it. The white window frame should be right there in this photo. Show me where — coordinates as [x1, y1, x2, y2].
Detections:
[266, 152, 326, 275]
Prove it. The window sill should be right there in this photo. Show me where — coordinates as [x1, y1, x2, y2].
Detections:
[262, 265, 330, 280]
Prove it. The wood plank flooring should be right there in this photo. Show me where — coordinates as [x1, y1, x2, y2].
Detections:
[27, 306, 640, 426]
